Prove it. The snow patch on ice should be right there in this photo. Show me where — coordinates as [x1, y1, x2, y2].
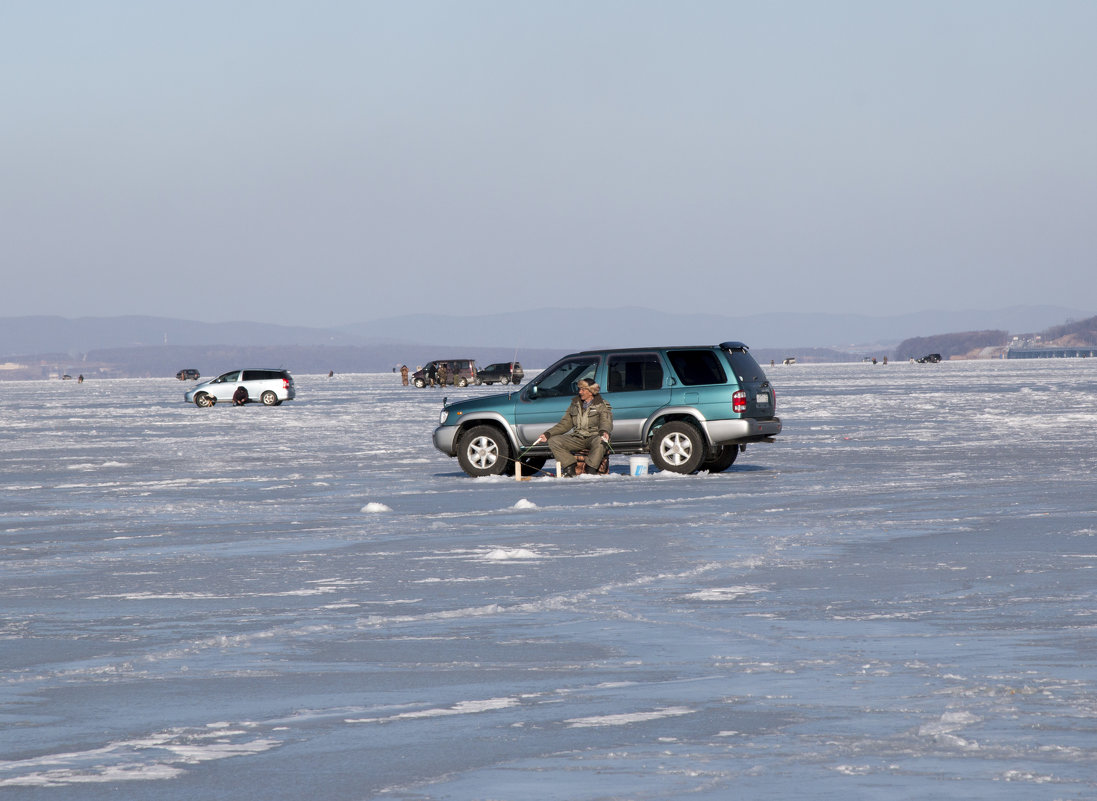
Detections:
[361, 502, 391, 513]
[565, 706, 695, 728]
[682, 585, 769, 602]
[482, 547, 544, 562]
[345, 696, 518, 724]
[917, 710, 982, 748]
[0, 727, 281, 788]
[512, 498, 538, 509]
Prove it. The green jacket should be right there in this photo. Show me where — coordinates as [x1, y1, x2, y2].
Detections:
[544, 394, 613, 439]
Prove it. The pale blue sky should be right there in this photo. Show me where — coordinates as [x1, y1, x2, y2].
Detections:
[3, 1, 1095, 327]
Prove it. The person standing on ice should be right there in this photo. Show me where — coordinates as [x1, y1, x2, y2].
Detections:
[536, 379, 613, 477]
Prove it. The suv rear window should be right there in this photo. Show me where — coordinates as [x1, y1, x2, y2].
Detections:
[667, 350, 727, 386]
[725, 350, 767, 382]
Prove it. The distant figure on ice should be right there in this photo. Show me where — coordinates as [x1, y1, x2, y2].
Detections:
[232, 385, 249, 406]
[536, 380, 613, 477]
[328, 370, 334, 378]
[400, 364, 409, 386]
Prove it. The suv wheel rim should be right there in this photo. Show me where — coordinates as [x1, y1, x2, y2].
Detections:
[468, 436, 499, 470]
[660, 432, 693, 466]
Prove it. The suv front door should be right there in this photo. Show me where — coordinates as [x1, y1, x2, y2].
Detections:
[513, 355, 600, 447]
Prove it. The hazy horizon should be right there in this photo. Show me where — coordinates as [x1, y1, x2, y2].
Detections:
[4, 2, 1095, 328]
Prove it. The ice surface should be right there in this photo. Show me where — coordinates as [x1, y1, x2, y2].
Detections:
[2, 361, 1096, 799]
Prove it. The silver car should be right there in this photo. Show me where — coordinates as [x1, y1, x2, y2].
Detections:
[184, 369, 295, 407]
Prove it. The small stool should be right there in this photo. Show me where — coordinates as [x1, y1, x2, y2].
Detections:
[575, 449, 610, 475]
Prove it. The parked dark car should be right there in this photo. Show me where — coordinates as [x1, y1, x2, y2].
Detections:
[475, 362, 523, 385]
[176, 368, 200, 380]
[916, 353, 942, 363]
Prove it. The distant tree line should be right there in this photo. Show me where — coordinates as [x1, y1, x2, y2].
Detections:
[1039, 315, 1097, 343]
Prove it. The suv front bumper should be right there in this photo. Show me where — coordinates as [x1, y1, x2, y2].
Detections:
[432, 426, 459, 456]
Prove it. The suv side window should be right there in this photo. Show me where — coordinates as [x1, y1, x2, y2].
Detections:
[530, 356, 600, 398]
[667, 350, 727, 386]
[607, 353, 664, 393]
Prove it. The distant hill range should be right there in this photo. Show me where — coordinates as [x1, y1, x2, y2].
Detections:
[0, 306, 1093, 379]
[894, 315, 1097, 361]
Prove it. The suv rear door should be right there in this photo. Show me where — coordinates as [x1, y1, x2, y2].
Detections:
[603, 352, 671, 446]
[722, 345, 774, 418]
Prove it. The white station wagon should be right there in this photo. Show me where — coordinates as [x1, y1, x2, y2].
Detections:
[184, 369, 296, 407]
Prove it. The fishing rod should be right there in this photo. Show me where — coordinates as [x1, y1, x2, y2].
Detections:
[500, 451, 555, 477]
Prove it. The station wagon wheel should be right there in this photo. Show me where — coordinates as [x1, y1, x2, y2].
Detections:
[700, 444, 738, 473]
[260, 391, 279, 406]
[456, 377, 468, 387]
[456, 425, 510, 477]
[413, 377, 426, 388]
[194, 393, 214, 408]
[650, 421, 706, 473]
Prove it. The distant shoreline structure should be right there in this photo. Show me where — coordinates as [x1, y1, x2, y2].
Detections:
[1006, 346, 1097, 359]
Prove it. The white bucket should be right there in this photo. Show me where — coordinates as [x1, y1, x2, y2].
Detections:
[628, 455, 649, 476]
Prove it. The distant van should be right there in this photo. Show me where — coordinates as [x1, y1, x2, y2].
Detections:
[412, 360, 477, 388]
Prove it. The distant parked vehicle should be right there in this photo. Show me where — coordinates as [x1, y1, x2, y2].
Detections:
[412, 360, 477, 388]
[176, 368, 201, 380]
[916, 353, 942, 363]
[475, 361, 524, 385]
[184, 369, 295, 407]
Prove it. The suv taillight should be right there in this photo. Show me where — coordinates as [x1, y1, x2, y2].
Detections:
[282, 378, 290, 390]
[732, 389, 747, 413]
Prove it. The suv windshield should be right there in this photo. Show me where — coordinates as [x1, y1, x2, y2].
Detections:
[528, 356, 599, 398]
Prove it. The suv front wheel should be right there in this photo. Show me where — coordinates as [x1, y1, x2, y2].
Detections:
[456, 425, 510, 476]
[650, 422, 706, 473]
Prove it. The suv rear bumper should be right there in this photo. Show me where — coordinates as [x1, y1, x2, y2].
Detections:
[707, 417, 781, 444]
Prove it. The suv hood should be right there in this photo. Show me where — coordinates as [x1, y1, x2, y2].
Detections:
[443, 390, 520, 413]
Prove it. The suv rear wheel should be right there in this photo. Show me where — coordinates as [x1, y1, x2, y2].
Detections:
[260, 391, 279, 406]
[700, 445, 738, 473]
[457, 425, 510, 476]
[650, 421, 706, 473]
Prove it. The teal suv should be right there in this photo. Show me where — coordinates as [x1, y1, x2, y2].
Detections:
[432, 342, 781, 476]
